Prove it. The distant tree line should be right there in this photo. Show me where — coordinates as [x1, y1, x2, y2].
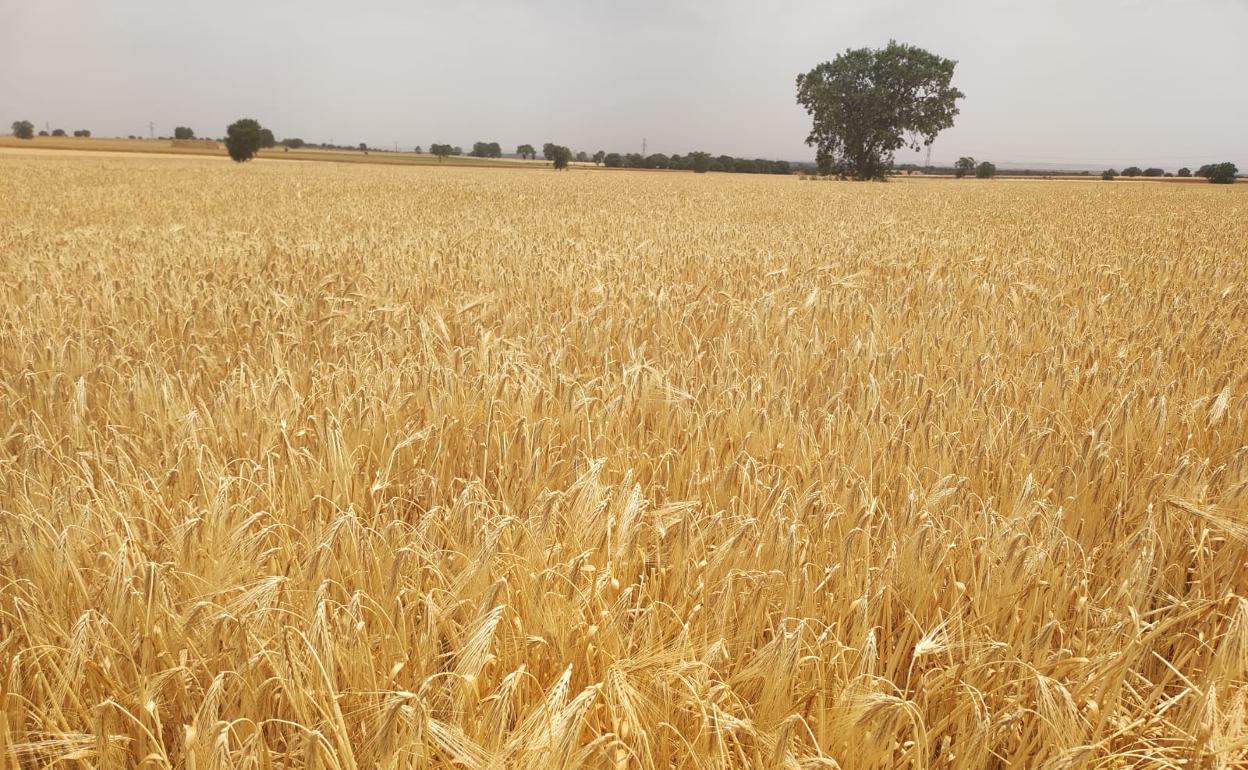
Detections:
[11, 121, 92, 139]
[1103, 162, 1237, 184]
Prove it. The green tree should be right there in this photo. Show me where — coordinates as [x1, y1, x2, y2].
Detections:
[517, 144, 536, 160]
[1177, 167, 1191, 177]
[72, 129, 91, 138]
[174, 126, 195, 140]
[413, 145, 423, 154]
[1121, 166, 1142, 177]
[575, 151, 588, 163]
[796, 41, 964, 180]
[1143, 167, 1164, 177]
[604, 153, 623, 167]
[549, 145, 572, 170]
[1206, 162, 1238, 184]
[593, 150, 605, 165]
[1101, 169, 1117, 181]
[11, 120, 34, 139]
[975, 160, 996, 179]
[51, 128, 67, 137]
[281, 138, 305, 149]
[429, 143, 453, 161]
[954, 156, 976, 178]
[258, 129, 276, 148]
[542, 143, 557, 160]
[471, 141, 502, 158]
[689, 151, 712, 174]
[224, 118, 265, 162]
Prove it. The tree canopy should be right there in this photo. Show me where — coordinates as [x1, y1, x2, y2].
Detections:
[225, 119, 266, 162]
[975, 160, 996, 179]
[11, 120, 34, 139]
[547, 145, 572, 170]
[471, 141, 503, 158]
[174, 127, 195, 140]
[516, 144, 536, 160]
[954, 157, 976, 178]
[1203, 162, 1238, 184]
[796, 41, 964, 180]
[429, 144, 454, 161]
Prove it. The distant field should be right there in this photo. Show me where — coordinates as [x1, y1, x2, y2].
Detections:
[0, 135, 560, 169]
[1, 150, 1247, 768]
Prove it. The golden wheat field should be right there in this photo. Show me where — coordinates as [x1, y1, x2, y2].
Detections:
[1, 150, 1247, 769]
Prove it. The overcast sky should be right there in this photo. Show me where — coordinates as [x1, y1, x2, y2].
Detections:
[2, 0, 1245, 168]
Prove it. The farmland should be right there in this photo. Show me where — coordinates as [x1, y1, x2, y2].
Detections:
[1, 150, 1247, 768]
[0, 135, 544, 168]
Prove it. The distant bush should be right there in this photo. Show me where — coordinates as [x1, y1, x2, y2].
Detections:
[975, 161, 996, 179]
[1121, 167, 1142, 177]
[1101, 169, 1117, 181]
[11, 120, 34, 139]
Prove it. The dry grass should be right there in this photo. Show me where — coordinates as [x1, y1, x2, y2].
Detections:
[1, 151, 1247, 769]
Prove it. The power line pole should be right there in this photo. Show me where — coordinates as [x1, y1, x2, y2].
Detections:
[642, 137, 647, 157]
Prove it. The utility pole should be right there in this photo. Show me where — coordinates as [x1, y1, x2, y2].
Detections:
[642, 137, 647, 157]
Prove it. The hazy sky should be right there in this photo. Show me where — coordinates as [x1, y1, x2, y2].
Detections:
[3, 0, 1245, 168]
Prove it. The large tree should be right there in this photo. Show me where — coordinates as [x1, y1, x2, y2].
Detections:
[796, 41, 964, 180]
[471, 141, 502, 158]
[516, 144, 536, 160]
[225, 118, 265, 162]
[11, 120, 34, 139]
[174, 126, 195, 140]
[548, 145, 572, 170]
[1206, 162, 1238, 184]
[954, 156, 976, 178]
[429, 143, 453, 161]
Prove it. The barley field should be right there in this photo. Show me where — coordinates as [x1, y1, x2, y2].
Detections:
[1, 151, 1247, 769]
